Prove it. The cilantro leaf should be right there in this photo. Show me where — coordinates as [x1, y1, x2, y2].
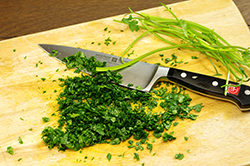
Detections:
[121, 15, 139, 32]
[162, 132, 176, 141]
[134, 153, 140, 161]
[18, 136, 23, 144]
[107, 153, 112, 161]
[42, 117, 50, 123]
[175, 153, 184, 160]
[192, 103, 203, 112]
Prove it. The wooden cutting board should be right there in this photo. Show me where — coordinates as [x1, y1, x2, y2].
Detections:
[1, 0, 250, 165]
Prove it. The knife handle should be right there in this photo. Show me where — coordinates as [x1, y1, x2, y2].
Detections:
[166, 68, 250, 111]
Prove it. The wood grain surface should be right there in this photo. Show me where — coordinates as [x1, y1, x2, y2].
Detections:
[0, 0, 250, 41]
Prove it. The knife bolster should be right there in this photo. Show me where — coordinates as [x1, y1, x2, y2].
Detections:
[142, 66, 169, 92]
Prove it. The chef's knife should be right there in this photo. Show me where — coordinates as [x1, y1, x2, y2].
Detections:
[39, 44, 250, 111]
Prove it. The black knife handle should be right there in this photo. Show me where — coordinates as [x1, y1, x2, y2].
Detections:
[166, 68, 250, 111]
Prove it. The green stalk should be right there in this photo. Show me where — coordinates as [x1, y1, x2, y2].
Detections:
[96, 44, 188, 72]
[97, 3, 250, 95]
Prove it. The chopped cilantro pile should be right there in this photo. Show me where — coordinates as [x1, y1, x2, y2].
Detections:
[41, 52, 203, 151]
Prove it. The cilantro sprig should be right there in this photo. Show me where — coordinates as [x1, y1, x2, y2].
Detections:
[98, 3, 250, 95]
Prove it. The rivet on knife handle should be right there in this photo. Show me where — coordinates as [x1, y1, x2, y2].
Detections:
[166, 68, 250, 111]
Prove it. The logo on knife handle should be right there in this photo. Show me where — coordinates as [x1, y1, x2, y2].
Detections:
[227, 84, 241, 95]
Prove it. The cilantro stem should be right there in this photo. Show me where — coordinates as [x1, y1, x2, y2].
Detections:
[96, 44, 188, 72]
[99, 4, 250, 95]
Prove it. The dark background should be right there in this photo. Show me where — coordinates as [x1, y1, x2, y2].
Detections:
[0, 0, 249, 40]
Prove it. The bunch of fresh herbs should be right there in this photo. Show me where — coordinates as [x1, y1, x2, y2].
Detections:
[96, 3, 250, 95]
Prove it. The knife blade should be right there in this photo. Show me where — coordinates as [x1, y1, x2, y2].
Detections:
[39, 44, 250, 111]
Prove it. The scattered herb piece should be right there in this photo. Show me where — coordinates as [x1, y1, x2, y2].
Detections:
[128, 140, 133, 145]
[127, 50, 134, 57]
[191, 56, 198, 59]
[128, 141, 145, 151]
[41, 78, 46, 81]
[153, 132, 162, 139]
[36, 61, 43, 67]
[29, 128, 33, 131]
[49, 50, 59, 57]
[24, 56, 27, 59]
[146, 142, 153, 153]
[140, 137, 148, 144]
[104, 37, 112, 46]
[173, 122, 179, 126]
[42, 117, 50, 123]
[118, 152, 125, 158]
[110, 138, 121, 145]
[162, 132, 176, 141]
[134, 153, 140, 161]
[165, 58, 171, 64]
[18, 158, 22, 161]
[107, 153, 112, 161]
[152, 137, 155, 143]
[76, 159, 81, 162]
[136, 142, 144, 151]
[18, 136, 23, 144]
[184, 137, 188, 141]
[20, 117, 24, 121]
[192, 103, 203, 112]
[171, 53, 177, 60]
[13, 49, 16, 52]
[6, 146, 14, 155]
[187, 113, 198, 120]
[175, 153, 184, 160]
